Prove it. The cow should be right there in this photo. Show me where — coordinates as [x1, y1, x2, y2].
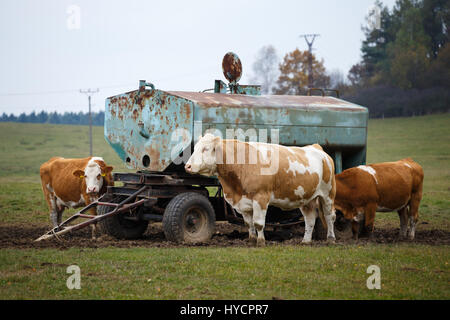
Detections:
[184, 133, 336, 247]
[40, 156, 114, 239]
[334, 158, 424, 240]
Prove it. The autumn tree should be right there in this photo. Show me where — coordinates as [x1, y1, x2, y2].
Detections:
[273, 49, 330, 95]
[347, 63, 368, 87]
[249, 45, 279, 94]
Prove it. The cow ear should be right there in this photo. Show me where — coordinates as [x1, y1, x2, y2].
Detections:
[103, 166, 114, 175]
[73, 169, 85, 179]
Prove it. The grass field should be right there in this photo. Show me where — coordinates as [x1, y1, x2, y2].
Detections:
[0, 114, 449, 299]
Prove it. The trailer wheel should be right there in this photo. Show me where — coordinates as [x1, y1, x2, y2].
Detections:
[162, 192, 215, 244]
[97, 197, 149, 239]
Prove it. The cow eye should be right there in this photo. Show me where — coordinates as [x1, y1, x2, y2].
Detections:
[97, 174, 101, 180]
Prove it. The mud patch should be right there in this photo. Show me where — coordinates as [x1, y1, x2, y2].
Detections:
[0, 222, 449, 249]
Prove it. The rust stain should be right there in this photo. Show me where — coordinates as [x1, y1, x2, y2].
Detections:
[132, 109, 139, 121]
[222, 52, 242, 83]
[184, 102, 191, 119]
[146, 145, 161, 170]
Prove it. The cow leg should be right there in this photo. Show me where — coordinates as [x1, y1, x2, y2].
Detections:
[88, 207, 98, 240]
[352, 210, 364, 240]
[48, 195, 59, 228]
[407, 216, 416, 241]
[319, 197, 336, 243]
[90, 224, 97, 240]
[397, 207, 408, 239]
[56, 205, 65, 227]
[42, 187, 59, 228]
[240, 210, 256, 245]
[252, 199, 269, 247]
[363, 203, 377, 241]
[407, 191, 422, 240]
[351, 220, 360, 240]
[301, 203, 316, 244]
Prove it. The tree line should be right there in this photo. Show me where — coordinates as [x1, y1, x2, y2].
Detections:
[250, 0, 449, 118]
[0, 111, 105, 126]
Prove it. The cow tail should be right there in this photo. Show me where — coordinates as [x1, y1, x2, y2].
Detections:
[318, 199, 328, 231]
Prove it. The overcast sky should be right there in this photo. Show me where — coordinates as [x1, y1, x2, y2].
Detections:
[0, 0, 397, 115]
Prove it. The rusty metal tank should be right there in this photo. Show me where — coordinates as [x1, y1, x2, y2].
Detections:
[105, 53, 368, 174]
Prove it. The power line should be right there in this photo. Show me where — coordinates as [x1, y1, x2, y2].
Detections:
[0, 64, 219, 97]
[299, 34, 320, 88]
[80, 88, 99, 157]
[0, 83, 135, 97]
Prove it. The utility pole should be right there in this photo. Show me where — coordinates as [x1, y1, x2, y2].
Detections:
[80, 88, 99, 156]
[299, 34, 320, 88]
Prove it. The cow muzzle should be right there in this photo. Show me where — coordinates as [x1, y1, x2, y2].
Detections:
[87, 187, 99, 195]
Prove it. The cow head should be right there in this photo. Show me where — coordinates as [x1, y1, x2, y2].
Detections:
[185, 134, 221, 176]
[334, 201, 360, 223]
[73, 157, 114, 195]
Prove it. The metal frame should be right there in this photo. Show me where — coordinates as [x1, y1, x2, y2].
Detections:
[35, 170, 306, 242]
[35, 186, 148, 241]
[35, 172, 221, 241]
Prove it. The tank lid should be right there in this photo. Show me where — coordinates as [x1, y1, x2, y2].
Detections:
[166, 91, 367, 112]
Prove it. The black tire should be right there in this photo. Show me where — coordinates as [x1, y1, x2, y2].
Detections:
[162, 192, 215, 244]
[97, 197, 149, 239]
[313, 217, 328, 240]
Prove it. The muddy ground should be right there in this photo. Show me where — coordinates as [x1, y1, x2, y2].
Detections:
[1, 221, 449, 249]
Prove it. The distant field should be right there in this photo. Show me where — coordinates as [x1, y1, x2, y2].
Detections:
[0, 123, 130, 224]
[0, 122, 129, 178]
[0, 114, 449, 299]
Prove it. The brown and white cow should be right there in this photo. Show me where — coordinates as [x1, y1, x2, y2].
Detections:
[185, 134, 336, 246]
[40, 156, 114, 239]
[334, 158, 424, 240]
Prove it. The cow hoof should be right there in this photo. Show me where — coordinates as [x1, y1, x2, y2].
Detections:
[301, 240, 312, 245]
[327, 237, 336, 244]
[257, 239, 266, 247]
[249, 237, 257, 245]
